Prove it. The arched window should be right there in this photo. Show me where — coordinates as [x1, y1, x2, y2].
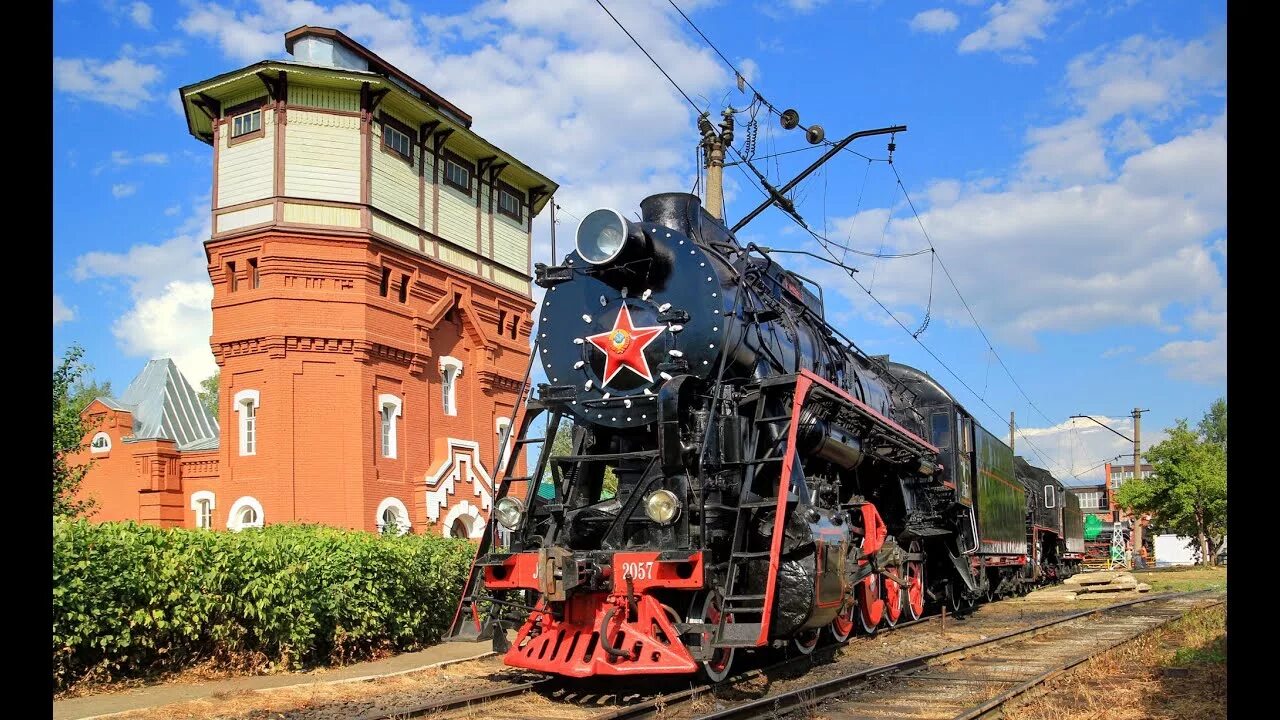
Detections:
[90, 432, 111, 454]
[227, 496, 264, 531]
[376, 497, 411, 535]
[233, 389, 260, 456]
[495, 417, 513, 473]
[450, 517, 471, 538]
[439, 356, 463, 416]
[379, 394, 402, 459]
[191, 491, 216, 530]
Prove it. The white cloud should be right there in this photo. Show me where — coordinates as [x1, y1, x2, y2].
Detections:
[96, 150, 170, 174]
[110, 150, 169, 165]
[54, 295, 76, 326]
[1145, 332, 1225, 385]
[1018, 415, 1167, 484]
[1100, 345, 1134, 359]
[72, 206, 217, 383]
[1144, 306, 1225, 384]
[808, 112, 1225, 349]
[786, 0, 828, 11]
[910, 9, 960, 34]
[959, 0, 1060, 56]
[164, 205, 181, 216]
[112, 281, 217, 383]
[180, 0, 740, 270]
[1018, 29, 1225, 187]
[53, 54, 162, 110]
[122, 40, 186, 58]
[1111, 117, 1152, 152]
[1064, 29, 1226, 124]
[111, 183, 138, 198]
[129, 1, 153, 30]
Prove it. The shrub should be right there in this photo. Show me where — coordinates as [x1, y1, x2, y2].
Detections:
[52, 520, 475, 690]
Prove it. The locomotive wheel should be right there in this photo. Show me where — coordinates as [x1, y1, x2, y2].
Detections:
[904, 540, 925, 621]
[792, 628, 821, 655]
[856, 572, 884, 635]
[946, 579, 977, 614]
[882, 562, 903, 628]
[689, 592, 735, 683]
[827, 600, 855, 643]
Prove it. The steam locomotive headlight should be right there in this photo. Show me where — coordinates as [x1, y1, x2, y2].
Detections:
[576, 208, 628, 265]
[495, 497, 525, 530]
[644, 489, 681, 525]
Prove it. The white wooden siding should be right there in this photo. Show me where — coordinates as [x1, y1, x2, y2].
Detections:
[492, 266, 529, 293]
[370, 122, 420, 226]
[421, 154, 435, 230]
[284, 111, 361, 202]
[224, 90, 268, 111]
[217, 109, 274, 208]
[288, 86, 359, 112]
[438, 185, 476, 251]
[216, 204, 273, 233]
[438, 244, 478, 274]
[492, 217, 528, 274]
[282, 202, 361, 227]
[372, 215, 418, 251]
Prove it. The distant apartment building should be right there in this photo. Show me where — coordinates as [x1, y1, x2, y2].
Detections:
[73, 26, 558, 538]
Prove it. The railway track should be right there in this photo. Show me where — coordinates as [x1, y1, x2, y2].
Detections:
[345, 591, 1218, 720]
[683, 591, 1220, 720]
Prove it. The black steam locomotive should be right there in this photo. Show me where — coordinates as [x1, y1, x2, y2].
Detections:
[448, 192, 1082, 679]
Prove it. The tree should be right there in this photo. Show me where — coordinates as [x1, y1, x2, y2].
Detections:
[69, 379, 112, 415]
[1198, 397, 1226, 449]
[538, 421, 619, 498]
[1115, 412, 1226, 565]
[199, 371, 220, 419]
[53, 344, 97, 519]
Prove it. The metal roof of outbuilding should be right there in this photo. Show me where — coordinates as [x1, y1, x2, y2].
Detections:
[108, 359, 220, 451]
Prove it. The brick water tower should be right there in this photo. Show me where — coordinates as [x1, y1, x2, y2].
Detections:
[172, 26, 557, 537]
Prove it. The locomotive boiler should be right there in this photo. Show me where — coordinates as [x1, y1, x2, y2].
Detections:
[447, 192, 1080, 680]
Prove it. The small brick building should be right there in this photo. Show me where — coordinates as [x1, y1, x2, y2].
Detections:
[73, 26, 557, 538]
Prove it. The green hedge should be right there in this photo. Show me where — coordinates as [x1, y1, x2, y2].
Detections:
[52, 520, 475, 690]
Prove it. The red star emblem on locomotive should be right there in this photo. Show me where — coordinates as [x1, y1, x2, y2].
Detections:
[586, 304, 666, 385]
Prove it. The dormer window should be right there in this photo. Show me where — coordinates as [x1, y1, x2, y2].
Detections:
[496, 182, 524, 222]
[443, 151, 473, 196]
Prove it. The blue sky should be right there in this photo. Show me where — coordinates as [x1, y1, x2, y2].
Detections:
[53, 0, 1226, 484]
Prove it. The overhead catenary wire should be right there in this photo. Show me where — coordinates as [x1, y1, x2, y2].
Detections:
[888, 162, 1056, 428]
[597, 0, 1073, 478]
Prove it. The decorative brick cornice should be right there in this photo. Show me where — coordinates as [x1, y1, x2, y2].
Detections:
[285, 336, 356, 354]
[478, 368, 524, 395]
[371, 342, 413, 367]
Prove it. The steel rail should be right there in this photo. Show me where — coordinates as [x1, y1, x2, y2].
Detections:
[350, 677, 551, 720]
[683, 591, 1216, 720]
[590, 615, 938, 720]
[950, 597, 1225, 720]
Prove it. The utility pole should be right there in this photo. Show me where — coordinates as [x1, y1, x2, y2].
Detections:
[1130, 407, 1148, 566]
[1009, 411, 1015, 453]
[699, 108, 735, 220]
[550, 201, 557, 262]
